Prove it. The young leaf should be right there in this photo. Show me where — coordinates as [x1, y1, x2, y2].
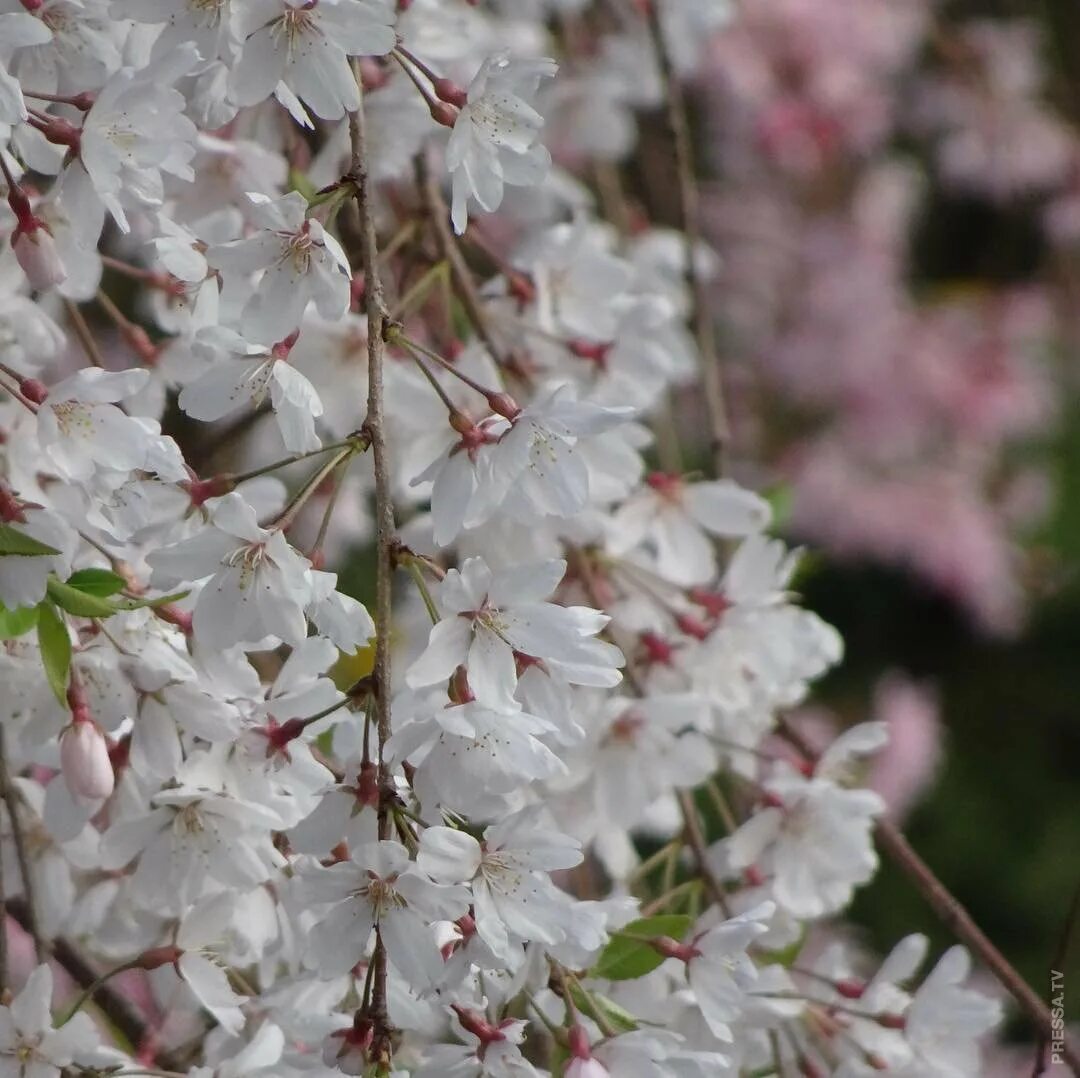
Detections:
[0, 603, 40, 640]
[0, 523, 61, 557]
[66, 568, 126, 597]
[37, 602, 71, 705]
[46, 577, 117, 618]
[592, 914, 694, 981]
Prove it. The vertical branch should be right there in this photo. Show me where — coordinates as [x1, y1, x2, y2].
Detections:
[0, 726, 44, 963]
[348, 69, 396, 1072]
[645, 5, 730, 477]
[0, 778, 6, 991]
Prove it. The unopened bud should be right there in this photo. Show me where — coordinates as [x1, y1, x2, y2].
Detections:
[485, 391, 520, 420]
[430, 101, 459, 128]
[60, 718, 115, 800]
[13, 224, 68, 290]
[834, 978, 866, 999]
[137, 944, 182, 971]
[18, 378, 49, 404]
[877, 1012, 907, 1030]
[432, 78, 468, 109]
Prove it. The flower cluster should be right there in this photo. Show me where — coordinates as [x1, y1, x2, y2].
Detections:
[0, 2, 1015, 1076]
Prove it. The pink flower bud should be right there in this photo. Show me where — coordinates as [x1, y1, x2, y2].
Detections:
[13, 223, 66, 290]
[60, 719, 115, 801]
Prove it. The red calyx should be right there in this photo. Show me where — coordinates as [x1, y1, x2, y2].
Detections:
[432, 78, 468, 109]
[674, 612, 711, 641]
[639, 630, 677, 667]
[650, 935, 701, 964]
[138, 944, 183, 971]
[449, 665, 475, 705]
[354, 760, 380, 810]
[743, 864, 766, 887]
[31, 114, 81, 152]
[185, 474, 235, 507]
[256, 716, 306, 761]
[567, 339, 613, 370]
[645, 471, 682, 498]
[19, 378, 49, 405]
[688, 586, 731, 620]
[0, 484, 26, 523]
[834, 978, 866, 1000]
[877, 1013, 907, 1030]
[451, 1004, 506, 1047]
[271, 329, 300, 360]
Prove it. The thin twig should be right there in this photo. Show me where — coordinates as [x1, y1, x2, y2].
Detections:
[876, 822, 1080, 1074]
[780, 718, 1080, 1074]
[62, 298, 106, 369]
[0, 784, 6, 991]
[644, 4, 730, 476]
[416, 154, 510, 367]
[348, 66, 396, 1067]
[676, 790, 730, 915]
[5, 898, 178, 1063]
[0, 727, 44, 963]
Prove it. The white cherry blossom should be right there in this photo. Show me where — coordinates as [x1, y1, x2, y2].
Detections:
[447, 53, 557, 234]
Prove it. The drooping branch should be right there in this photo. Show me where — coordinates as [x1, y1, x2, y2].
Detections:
[348, 68, 397, 1073]
[644, 4, 731, 477]
[780, 719, 1080, 1074]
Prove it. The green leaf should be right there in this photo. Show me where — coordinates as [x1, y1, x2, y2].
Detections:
[566, 984, 639, 1033]
[37, 602, 71, 705]
[0, 603, 40, 639]
[109, 590, 189, 612]
[0, 523, 61, 557]
[46, 577, 116, 618]
[592, 914, 693, 981]
[65, 568, 126, 597]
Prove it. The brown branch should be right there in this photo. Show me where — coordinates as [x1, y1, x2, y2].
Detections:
[877, 822, 1080, 1074]
[0, 783, 6, 992]
[0, 727, 43, 963]
[779, 719, 1080, 1074]
[676, 790, 730, 915]
[644, 4, 730, 477]
[348, 66, 397, 1068]
[6, 898, 184, 1066]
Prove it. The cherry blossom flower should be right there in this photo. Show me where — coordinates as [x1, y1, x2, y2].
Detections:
[0, 964, 99, 1076]
[230, 0, 396, 121]
[417, 809, 582, 964]
[447, 53, 558, 234]
[301, 839, 469, 986]
[34, 368, 185, 484]
[207, 191, 351, 344]
[147, 492, 313, 651]
[179, 326, 325, 452]
[407, 556, 622, 711]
